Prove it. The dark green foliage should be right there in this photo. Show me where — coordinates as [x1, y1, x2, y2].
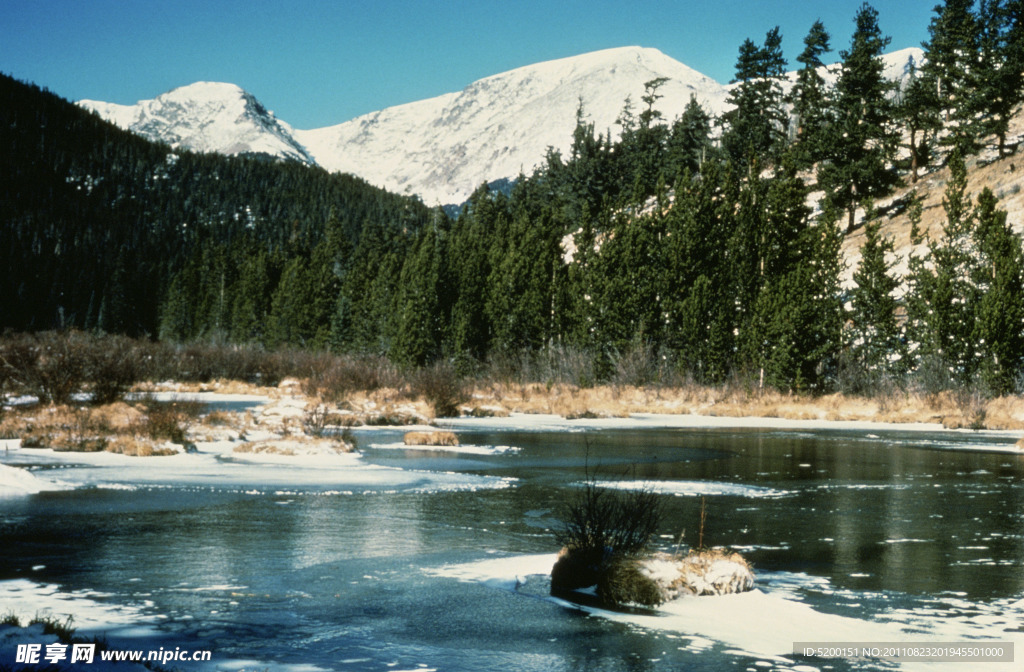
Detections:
[897, 56, 942, 183]
[819, 3, 900, 232]
[973, 188, 1024, 393]
[0, 73, 432, 340]
[6, 4, 1024, 403]
[721, 27, 789, 170]
[976, 0, 1024, 156]
[922, 0, 982, 151]
[788, 20, 834, 168]
[665, 95, 713, 177]
[845, 217, 908, 391]
[904, 152, 1024, 393]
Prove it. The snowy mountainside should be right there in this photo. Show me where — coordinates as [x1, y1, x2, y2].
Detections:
[79, 82, 316, 164]
[77, 46, 925, 206]
[296, 46, 731, 205]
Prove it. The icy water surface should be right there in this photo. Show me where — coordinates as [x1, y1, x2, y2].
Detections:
[2, 421, 1024, 671]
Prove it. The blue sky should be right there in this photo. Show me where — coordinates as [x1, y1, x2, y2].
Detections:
[2, 1, 934, 129]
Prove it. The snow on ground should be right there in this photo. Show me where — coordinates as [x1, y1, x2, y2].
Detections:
[597, 479, 792, 499]
[428, 553, 1024, 672]
[0, 439, 515, 495]
[442, 411, 938, 433]
[369, 441, 521, 456]
[440, 411, 1024, 451]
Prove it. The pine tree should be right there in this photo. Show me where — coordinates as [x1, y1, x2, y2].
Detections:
[818, 2, 900, 232]
[973, 187, 1024, 394]
[390, 221, 445, 368]
[666, 95, 713, 178]
[976, 0, 1024, 156]
[787, 20, 833, 168]
[721, 27, 789, 170]
[847, 217, 908, 389]
[229, 247, 275, 343]
[922, 0, 982, 152]
[905, 151, 983, 385]
[740, 173, 843, 391]
[897, 55, 942, 184]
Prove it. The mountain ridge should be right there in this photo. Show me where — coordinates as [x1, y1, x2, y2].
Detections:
[78, 45, 924, 205]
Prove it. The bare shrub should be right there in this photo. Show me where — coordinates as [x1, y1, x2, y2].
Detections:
[85, 334, 139, 404]
[0, 331, 88, 404]
[303, 404, 330, 438]
[412, 360, 466, 417]
[135, 398, 203, 443]
[555, 479, 662, 558]
[551, 471, 663, 601]
[609, 341, 661, 389]
[304, 353, 400, 402]
[546, 345, 597, 388]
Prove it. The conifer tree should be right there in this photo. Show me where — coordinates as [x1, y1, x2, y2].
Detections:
[897, 56, 942, 183]
[922, 0, 982, 151]
[787, 20, 833, 168]
[721, 27, 788, 170]
[739, 170, 843, 390]
[905, 151, 982, 385]
[973, 187, 1024, 394]
[229, 247, 275, 343]
[976, 0, 1024, 156]
[390, 221, 446, 368]
[847, 216, 908, 389]
[818, 2, 900, 232]
[666, 95, 713, 178]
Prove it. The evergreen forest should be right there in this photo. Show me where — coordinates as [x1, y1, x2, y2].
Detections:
[3, 0, 1024, 398]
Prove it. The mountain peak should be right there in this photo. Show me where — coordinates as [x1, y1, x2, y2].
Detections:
[296, 46, 729, 204]
[79, 81, 314, 164]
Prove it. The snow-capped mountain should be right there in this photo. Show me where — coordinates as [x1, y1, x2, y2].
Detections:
[79, 82, 315, 165]
[296, 47, 731, 205]
[78, 46, 924, 206]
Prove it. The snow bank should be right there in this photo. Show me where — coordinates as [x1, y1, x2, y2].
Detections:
[428, 553, 1024, 671]
[0, 463, 65, 496]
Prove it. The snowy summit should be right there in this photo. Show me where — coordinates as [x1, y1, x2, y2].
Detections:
[79, 82, 316, 165]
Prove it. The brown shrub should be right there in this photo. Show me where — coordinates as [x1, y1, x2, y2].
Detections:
[303, 353, 401, 402]
[403, 431, 459, 446]
[597, 557, 666, 607]
[412, 361, 466, 418]
[0, 331, 88, 404]
[134, 399, 203, 443]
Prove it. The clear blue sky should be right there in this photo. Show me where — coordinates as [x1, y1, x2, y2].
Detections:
[1, 0, 934, 129]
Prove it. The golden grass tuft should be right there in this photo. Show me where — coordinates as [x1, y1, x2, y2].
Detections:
[403, 431, 459, 446]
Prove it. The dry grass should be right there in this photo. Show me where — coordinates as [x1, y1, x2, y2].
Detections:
[1, 399, 200, 456]
[459, 381, 1024, 430]
[403, 431, 459, 446]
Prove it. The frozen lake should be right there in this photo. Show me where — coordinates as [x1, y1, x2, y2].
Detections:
[2, 416, 1023, 671]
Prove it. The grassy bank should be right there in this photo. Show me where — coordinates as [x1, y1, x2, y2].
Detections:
[2, 332, 1023, 441]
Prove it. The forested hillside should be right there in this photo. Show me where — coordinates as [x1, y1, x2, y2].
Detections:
[0, 75, 432, 339]
[3, 0, 1024, 399]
